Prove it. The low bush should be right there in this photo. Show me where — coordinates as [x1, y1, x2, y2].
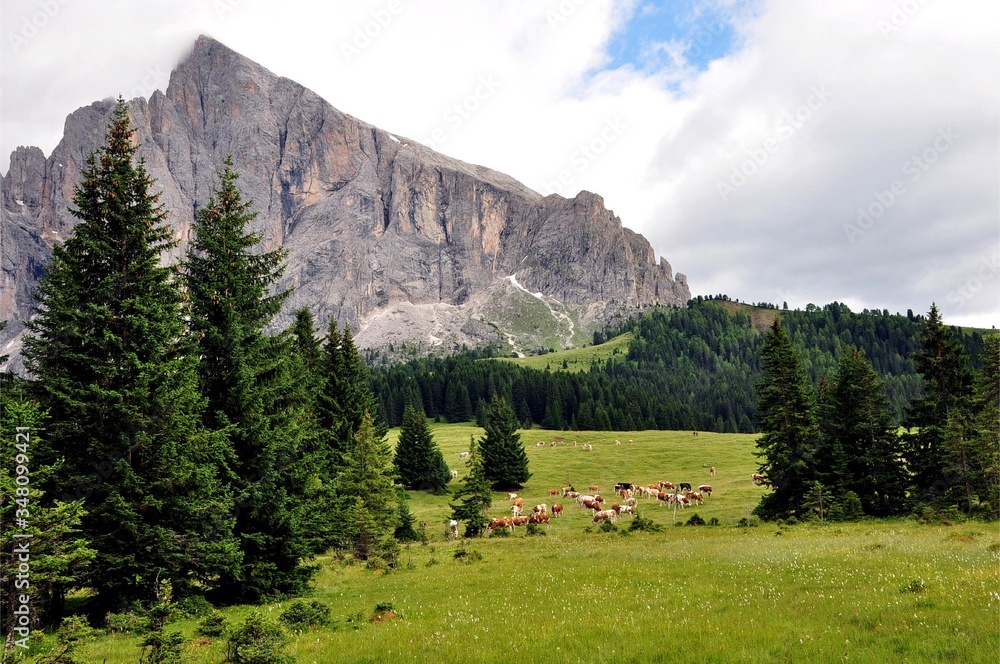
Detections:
[226, 612, 293, 664]
[196, 611, 228, 638]
[280, 600, 332, 631]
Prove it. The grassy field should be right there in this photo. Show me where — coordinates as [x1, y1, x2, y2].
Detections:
[492, 332, 633, 373]
[32, 424, 1000, 663]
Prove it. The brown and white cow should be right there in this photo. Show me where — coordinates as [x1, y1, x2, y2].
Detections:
[510, 503, 523, 517]
[551, 503, 564, 518]
[511, 515, 530, 528]
[588, 485, 600, 493]
[698, 485, 713, 496]
[686, 491, 704, 505]
[751, 473, 765, 485]
[532, 504, 548, 515]
[592, 509, 617, 525]
[659, 481, 675, 491]
[488, 516, 513, 531]
[512, 497, 524, 508]
[548, 488, 561, 497]
[508, 492, 519, 502]
[564, 491, 581, 500]
[529, 513, 551, 525]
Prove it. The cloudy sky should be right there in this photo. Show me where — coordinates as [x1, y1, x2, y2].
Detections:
[1, 0, 997, 327]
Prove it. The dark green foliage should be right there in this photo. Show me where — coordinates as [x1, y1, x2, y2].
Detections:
[628, 513, 664, 533]
[905, 304, 974, 504]
[371, 300, 982, 433]
[138, 630, 184, 664]
[393, 494, 421, 542]
[753, 320, 819, 520]
[818, 348, 907, 516]
[685, 513, 706, 526]
[450, 435, 493, 537]
[394, 406, 450, 490]
[525, 523, 547, 536]
[197, 612, 228, 638]
[184, 157, 313, 603]
[335, 414, 400, 561]
[478, 397, 531, 490]
[226, 611, 293, 664]
[23, 100, 239, 612]
[279, 600, 331, 631]
[1, 394, 96, 636]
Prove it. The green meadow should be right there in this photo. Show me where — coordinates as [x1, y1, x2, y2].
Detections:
[36, 425, 1000, 663]
[492, 332, 633, 373]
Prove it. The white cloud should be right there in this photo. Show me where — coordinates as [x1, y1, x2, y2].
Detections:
[1, 0, 995, 327]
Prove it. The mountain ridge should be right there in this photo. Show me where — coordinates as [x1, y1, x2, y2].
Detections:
[1, 35, 689, 367]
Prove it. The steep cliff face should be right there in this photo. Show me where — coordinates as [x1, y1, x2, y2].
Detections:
[0, 36, 688, 364]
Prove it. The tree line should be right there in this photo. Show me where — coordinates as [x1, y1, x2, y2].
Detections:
[370, 300, 988, 433]
[753, 311, 998, 521]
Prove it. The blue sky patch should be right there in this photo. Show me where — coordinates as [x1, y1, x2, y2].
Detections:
[605, 1, 746, 74]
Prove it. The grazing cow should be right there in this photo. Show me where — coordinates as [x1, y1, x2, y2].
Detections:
[647, 483, 661, 491]
[618, 488, 633, 500]
[686, 491, 704, 505]
[588, 485, 600, 493]
[710, 466, 716, 476]
[592, 509, 617, 525]
[692, 431, 699, 436]
[678, 482, 692, 492]
[536, 441, 545, 447]
[677, 495, 691, 508]
[550, 441, 558, 447]
[565, 491, 581, 500]
[628, 439, 634, 445]
[577, 494, 596, 505]
[618, 505, 635, 516]
[529, 513, 551, 525]
[511, 515, 529, 528]
[451, 470, 459, 479]
[449, 519, 459, 539]
[548, 488, 561, 497]
[698, 485, 713, 496]
[625, 497, 638, 508]
[512, 497, 524, 508]
[583, 499, 601, 511]
[508, 493, 519, 502]
[616, 440, 622, 446]
[640, 486, 658, 500]
[656, 491, 671, 506]
[511, 504, 523, 517]
[611, 502, 621, 514]
[751, 473, 765, 485]
[459, 451, 470, 459]
[594, 495, 605, 504]
[532, 504, 548, 514]
[488, 517, 513, 531]
[659, 481, 675, 491]
[561, 487, 574, 496]
[552, 503, 564, 518]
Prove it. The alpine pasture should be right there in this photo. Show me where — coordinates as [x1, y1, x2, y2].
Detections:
[61, 425, 1000, 663]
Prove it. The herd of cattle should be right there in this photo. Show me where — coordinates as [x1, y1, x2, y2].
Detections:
[486, 480, 717, 532]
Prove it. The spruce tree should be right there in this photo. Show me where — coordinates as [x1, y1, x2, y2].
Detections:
[450, 435, 493, 537]
[1, 393, 95, 645]
[334, 413, 400, 561]
[184, 157, 313, 602]
[753, 319, 819, 520]
[23, 100, 239, 610]
[479, 396, 531, 490]
[394, 405, 450, 491]
[905, 304, 973, 503]
[821, 348, 907, 516]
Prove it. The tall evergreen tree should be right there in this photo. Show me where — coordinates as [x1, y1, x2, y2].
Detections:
[184, 157, 313, 602]
[753, 319, 819, 520]
[942, 335, 1000, 515]
[450, 435, 493, 537]
[820, 348, 907, 516]
[479, 396, 531, 490]
[394, 405, 451, 491]
[334, 413, 400, 561]
[23, 100, 240, 610]
[905, 304, 973, 503]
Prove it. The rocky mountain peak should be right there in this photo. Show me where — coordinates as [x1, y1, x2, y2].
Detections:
[1, 36, 689, 367]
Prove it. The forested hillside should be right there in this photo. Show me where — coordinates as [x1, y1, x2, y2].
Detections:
[370, 299, 989, 433]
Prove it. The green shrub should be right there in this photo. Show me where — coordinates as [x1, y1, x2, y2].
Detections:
[104, 611, 151, 635]
[138, 630, 184, 664]
[489, 526, 511, 538]
[197, 611, 228, 638]
[176, 594, 213, 618]
[453, 544, 483, 562]
[685, 513, 706, 526]
[525, 523, 547, 536]
[599, 519, 617, 533]
[709, 517, 720, 526]
[226, 612, 293, 664]
[628, 514, 664, 533]
[900, 579, 926, 594]
[737, 516, 759, 527]
[280, 600, 331, 631]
